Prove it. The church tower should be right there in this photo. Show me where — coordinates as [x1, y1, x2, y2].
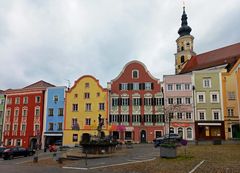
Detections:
[175, 6, 196, 74]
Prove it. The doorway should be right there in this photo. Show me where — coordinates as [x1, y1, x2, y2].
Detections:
[140, 130, 146, 143]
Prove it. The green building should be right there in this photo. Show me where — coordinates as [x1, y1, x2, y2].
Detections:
[193, 70, 225, 140]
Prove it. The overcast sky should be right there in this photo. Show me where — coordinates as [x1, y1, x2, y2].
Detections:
[0, 0, 240, 90]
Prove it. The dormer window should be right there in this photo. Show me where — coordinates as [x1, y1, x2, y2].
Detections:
[132, 70, 139, 79]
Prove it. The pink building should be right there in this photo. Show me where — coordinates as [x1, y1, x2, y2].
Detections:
[163, 74, 195, 140]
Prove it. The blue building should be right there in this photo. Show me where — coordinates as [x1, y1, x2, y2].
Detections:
[42, 86, 66, 148]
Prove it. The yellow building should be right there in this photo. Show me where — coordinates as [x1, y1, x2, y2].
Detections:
[63, 75, 109, 146]
[222, 57, 240, 139]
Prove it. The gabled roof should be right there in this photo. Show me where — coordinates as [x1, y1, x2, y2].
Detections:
[0, 90, 4, 94]
[23, 80, 55, 89]
[180, 42, 240, 74]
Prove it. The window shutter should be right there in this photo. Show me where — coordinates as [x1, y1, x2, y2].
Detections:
[130, 83, 133, 90]
[128, 115, 130, 122]
[119, 84, 122, 90]
[117, 115, 120, 122]
[139, 83, 143, 90]
[143, 83, 145, 90]
[162, 98, 164, 105]
[109, 115, 112, 123]
[152, 114, 156, 123]
[127, 83, 130, 90]
[151, 83, 154, 90]
[112, 99, 114, 106]
[151, 98, 154, 106]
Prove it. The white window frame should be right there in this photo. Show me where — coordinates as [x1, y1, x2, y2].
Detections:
[176, 84, 182, 90]
[203, 78, 211, 88]
[167, 84, 173, 91]
[186, 112, 192, 119]
[197, 110, 206, 120]
[185, 97, 191, 104]
[227, 108, 234, 117]
[212, 109, 221, 120]
[133, 83, 139, 90]
[210, 92, 219, 103]
[185, 83, 191, 90]
[145, 82, 152, 90]
[121, 83, 128, 90]
[132, 69, 139, 79]
[197, 92, 206, 103]
[186, 128, 193, 140]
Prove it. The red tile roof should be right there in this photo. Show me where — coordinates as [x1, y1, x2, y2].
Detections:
[23, 80, 55, 89]
[180, 43, 240, 74]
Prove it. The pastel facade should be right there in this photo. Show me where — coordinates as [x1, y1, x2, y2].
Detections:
[63, 75, 108, 146]
[193, 70, 225, 140]
[0, 91, 5, 144]
[222, 58, 240, 139]
[163, 74, 195, 140]
[3, 81, 54, 148]
[108, 61, 164, 143]
[42, 86, 66, 148]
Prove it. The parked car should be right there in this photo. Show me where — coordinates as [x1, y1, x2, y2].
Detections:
[153, 133, 182, 147]
[0, 146, 7, 158]
[2, 146, 35, 160]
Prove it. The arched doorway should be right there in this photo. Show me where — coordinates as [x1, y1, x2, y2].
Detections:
[30, 138, 37, 149]
[140, 130, 146, 143]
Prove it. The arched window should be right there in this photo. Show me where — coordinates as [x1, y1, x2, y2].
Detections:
[187, 128, 192, 139]
[181, 56, 185, 63]
[178, 127, 183, 137]
[132, 70, 139, 79]
[181, 46, 184, 51]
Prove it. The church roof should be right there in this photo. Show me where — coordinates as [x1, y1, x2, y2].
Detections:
[180, 42, 240, 74]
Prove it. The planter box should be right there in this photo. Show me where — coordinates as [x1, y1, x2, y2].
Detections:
[160, 146, 177, 158]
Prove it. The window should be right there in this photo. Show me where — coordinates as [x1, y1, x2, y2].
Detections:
[133, 98, 141, 106]
[110, 114, 119, 123]
[177, 112, 183, 119]
[170, 127, 174, 133]
[132, 70, 139, 79]
[48, 108, 54, 116]
[227, 108, 234, 117]
[168, 98, 173, 104]
[122, 98, 129, 106]
[13, 124, 18, 131]
[74, 94, 78, 98]
[210, 92, 219, 103]
[35, 96, 41, 103]
[212, 110, 220, 120]
[187, 128, 192, 139]
[169, 112, 174, 120]
[203, 78, 211, 88]
[16, 139, 21, 146]
[156, 114, 165, 123]
[132, 115, 141, 122]
[14, 109, 19, 116]
[144, 98, 152, 106]
[178, 127, 183, 137]
[144, 114, 152, 123]
[96, 92, 100, 97]
[99, 103, 105, 110]
[121, 83, 128, 90]
[48, 123, 54, 131]
[23, 97, 28, 104]
[185, 97, 191, 104]
[227, 92, 236, 100]
[35, 107, 40, 116]
[180, 56, 185, 63]
[185, 84, 190, 90]
[197, 92, 205, 103]
[7, 109, 11, 116]
[84, 93, 90, 99]
[125, 131, 132, 140]
[58, 123, 63, 130]
[53, 95, 59, 102]
[85, 83, 90, 88]
[112, 98, 119, 106]
[21, 124, 26, 131]
[73, 134, 78, 142]
[35, 124, 40, 131]
[85, 103, 91, 111]
[85, 118, 91, 125]
[176, 98, 182, 104]
[176, 84, 182, 90]
[15, 97, 20, 104]
[155, 98, 163, 106]
[167, 84, 173, 91]
[186, 112, 192, 119]
[198, 110, 206, 120]
[72, 104, 78, 111]
[22, 109, 28, 117]
[0, 99, 4, 105]
[133, 83, 139, 90]
[7, 98, 12, 104]
[58, 108, 63, 116]
[120, 114, 129, 122]
[145, 82, 152, 90]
